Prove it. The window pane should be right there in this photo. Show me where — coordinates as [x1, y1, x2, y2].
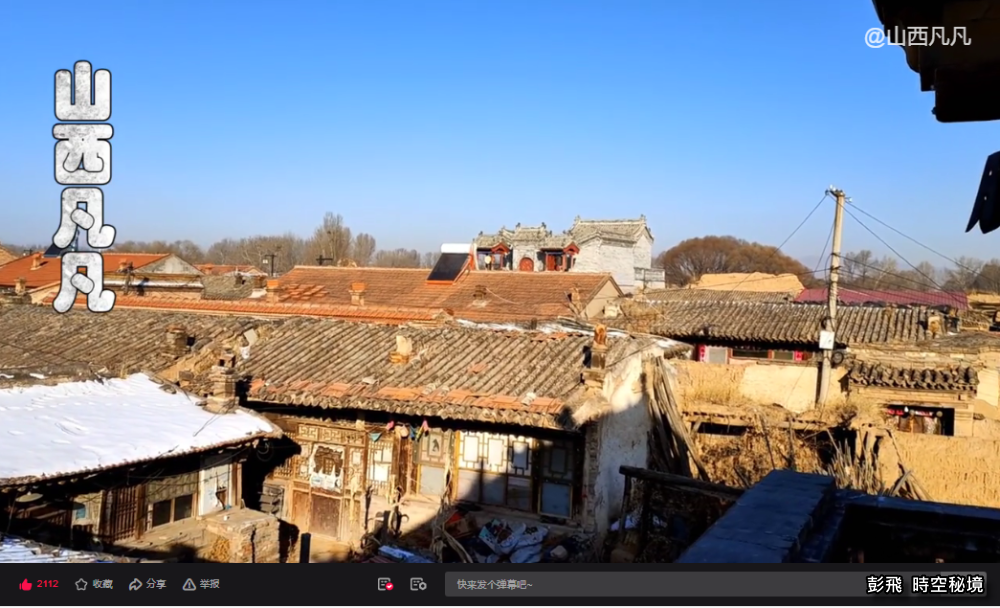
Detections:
[771, 350, 796, 361]
[151, 500, 172, 527]
[705, 347, 728, 363]
[548, 447, 567, 475]
[511, 441, 529, 470]
[456, 469, 482, 503]
[174, 494, 194, 521]
[540, 483, 572, 517]
[480, 473, 505, 506]
[506, 476, 532, 511]
[731, 348, 769, 359]
[418, 465, 446, 496]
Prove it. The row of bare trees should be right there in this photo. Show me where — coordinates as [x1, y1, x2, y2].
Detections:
[840, 250, 1000, 293]
[18, 213, 440, 275]
[654, 236, 1000, 293]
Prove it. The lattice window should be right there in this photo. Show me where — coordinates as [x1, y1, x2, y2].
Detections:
[416, 430, 450, 497]
[456, 432, 535, 511]
[367, 436, 395, 496]
[538, 439, 575, 518]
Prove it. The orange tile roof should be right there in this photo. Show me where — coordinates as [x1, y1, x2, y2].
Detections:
[0, 245, 16, 266]
[53, 294, 450, 324]
[273, 266, 620, 322]
[0, 253, 169, 289]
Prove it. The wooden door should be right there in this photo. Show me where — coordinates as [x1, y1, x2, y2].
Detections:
[100, 484, 143, 543]
[518, 257, 534, 272]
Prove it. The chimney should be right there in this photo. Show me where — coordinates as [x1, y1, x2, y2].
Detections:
[472, 284, 487, 303]
[569, 287, 581, 304]
[582, 324, 608, 389]
[927, 314, 942, 338]
[391, 335, 413, 364]
[205, 351, 237, 413]
[14, 277, 26, 296]
[164, 325, 189, 358]
[349, 282, 366, 306]
[30, 253, 42, 271]
[265, 279, 280, 302]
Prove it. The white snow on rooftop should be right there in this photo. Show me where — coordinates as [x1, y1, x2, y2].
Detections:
[0, 374, 278, 484]
[0, 535, 115, 563]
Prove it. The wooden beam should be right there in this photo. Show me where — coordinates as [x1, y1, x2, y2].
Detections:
[618, 466, 744, 500]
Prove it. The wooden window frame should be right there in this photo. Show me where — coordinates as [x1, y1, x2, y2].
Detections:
[149, 493, 195, 528]
[452, 431, 580, 517]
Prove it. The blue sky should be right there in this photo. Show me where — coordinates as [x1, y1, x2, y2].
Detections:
[1, 1, 998, 266]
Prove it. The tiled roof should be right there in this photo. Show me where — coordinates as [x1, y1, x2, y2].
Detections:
[569, 216, 651, 244]
[795, 287, 968, 310]
[49, 295, 452, 324]
[243, 317, 657, 430]
[845, 360, 978, 391]
[198, 264, 267, 276]
[636, 288, 798, 304]
[0, 244, 16, 266]
[0, 305, 271, 374]
[272, 266, 619, 322]
[615, 300, 943, 346]
[0, 253, 169, 289]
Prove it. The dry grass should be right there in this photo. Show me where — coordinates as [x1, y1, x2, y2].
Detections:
[696, 425, 825, 488]
[685, 381, 746, 406]
[823, 439, 888, 495]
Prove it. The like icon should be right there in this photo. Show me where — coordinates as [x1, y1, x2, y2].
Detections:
[19, 579, 32, 591]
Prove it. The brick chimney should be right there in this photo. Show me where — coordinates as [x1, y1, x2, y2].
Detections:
[265, 279, 280, 302]
[472, 284, 487, 303]
[14, 277, 26, 296]
[205, 350, 237, 413]
[582, 324, 608, 389]
[164, 325, 189, 358]
[390, 335, 413, 364]
[349, 282, 366, 306]
[30, 253, 42, 271]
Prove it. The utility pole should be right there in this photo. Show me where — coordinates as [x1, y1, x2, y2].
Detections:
[817, 187, 847, 406]
[262, 252, 277, 277]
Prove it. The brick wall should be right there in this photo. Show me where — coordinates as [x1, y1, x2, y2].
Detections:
[205, 510, 281, 563]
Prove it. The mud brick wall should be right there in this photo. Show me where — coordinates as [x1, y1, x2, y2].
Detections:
[851, 347, 1000, 409]
[879, 433, 1000, 509]
[206, 510, 281, 563]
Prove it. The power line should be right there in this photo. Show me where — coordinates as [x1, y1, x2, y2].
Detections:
[842, 206, 950, 295]
[847, 202, 979, 274]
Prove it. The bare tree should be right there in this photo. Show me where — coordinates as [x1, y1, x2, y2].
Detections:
[303, 213, 353, 265]
[351, 233, 377, 266]
[943, 256, 985, 291]
[372, 248, 422, 268]
[421, 251, 440, 268]
[110, 239, 207, 262]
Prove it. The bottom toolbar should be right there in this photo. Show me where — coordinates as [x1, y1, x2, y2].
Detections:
[7, 565, 998, 607]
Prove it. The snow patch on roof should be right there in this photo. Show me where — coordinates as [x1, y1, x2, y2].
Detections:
[0, 374, 279, 485]
[0, 535, 116, 563]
